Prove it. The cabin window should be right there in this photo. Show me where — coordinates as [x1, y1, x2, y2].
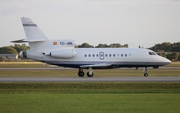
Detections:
[105, 54, 108, 57]
[88, 54, 91, 57]
[92, 54, 95, 57]
[121, 54, 123, 57]
[85, 54, 87, 57]
[109, 54, 111, 57]
[96, 54, 99, 57]
[113, 54, 115, 57]
[125, 54, 127, 57]
[129, 54, 131, 56]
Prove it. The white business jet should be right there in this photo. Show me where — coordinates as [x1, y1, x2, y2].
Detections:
[12, 17, 171, 77]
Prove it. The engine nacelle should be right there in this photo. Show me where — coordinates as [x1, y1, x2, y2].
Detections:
[50, 49, 76, 59]
[19, 51, 27, 58]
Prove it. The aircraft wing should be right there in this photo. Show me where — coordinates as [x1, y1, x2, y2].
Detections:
[80, 63, 111, 68]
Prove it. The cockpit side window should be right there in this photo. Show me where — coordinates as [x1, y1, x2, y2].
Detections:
[149, 52, 153, 55]
[149, 51, 156, 55]
[152, 52, 156, 55]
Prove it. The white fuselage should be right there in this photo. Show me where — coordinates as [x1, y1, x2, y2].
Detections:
[25, 47, 171, 69]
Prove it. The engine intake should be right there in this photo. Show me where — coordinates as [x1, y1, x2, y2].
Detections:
[19, 51, 27, 58]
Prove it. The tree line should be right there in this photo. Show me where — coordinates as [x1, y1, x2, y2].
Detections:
[148, 42, 180, 61]
[0, 44, 29, 54]
[149, 42, 180, 52]
[76, 43, 128, 48]
[0, 42, 180, 61]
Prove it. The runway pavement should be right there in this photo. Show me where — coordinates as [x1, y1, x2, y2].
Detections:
[0, 76, 179, 82]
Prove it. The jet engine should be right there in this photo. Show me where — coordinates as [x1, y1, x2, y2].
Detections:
[19, 51, 27, 58]
[50, 49, 76, 59]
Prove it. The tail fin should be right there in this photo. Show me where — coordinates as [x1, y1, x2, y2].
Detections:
[11, 17, 49, 51]
[21, 17, 48, 42]
[12, 17, 48, 43]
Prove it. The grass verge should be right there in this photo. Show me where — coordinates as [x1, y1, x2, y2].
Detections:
[0, 82, 180, 93]
[0, 82, 180, 113]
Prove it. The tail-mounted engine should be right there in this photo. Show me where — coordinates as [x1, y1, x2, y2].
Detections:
[19, 51, 27, 58]
[49, 49, 76, 59]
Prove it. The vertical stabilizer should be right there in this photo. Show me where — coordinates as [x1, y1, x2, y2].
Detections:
[20, 17, 50, 51]
[21, 17, 48, 41]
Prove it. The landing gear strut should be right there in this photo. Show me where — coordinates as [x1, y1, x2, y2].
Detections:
[87, 67, 93, 77]
[78, 68, 94, 77]
[78, 68, 84, 77]
[143, 67, 148, 77]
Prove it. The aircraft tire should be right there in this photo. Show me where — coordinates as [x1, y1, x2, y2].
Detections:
[87, 72, 93, 77]
[144, 73, 148, 77]
[78, 72, 84, 77]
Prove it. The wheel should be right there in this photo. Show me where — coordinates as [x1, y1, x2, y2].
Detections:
[87, 72, 93, 77]
[78, 72, 84, 77]
[144, 73, 148, 77]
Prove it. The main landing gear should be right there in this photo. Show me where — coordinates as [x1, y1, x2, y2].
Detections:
[78, 68, 84, 77]
[143, 67, 148, 77]
[78, 68, 94, 77]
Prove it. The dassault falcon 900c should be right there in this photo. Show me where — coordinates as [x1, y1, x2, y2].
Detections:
[12, 17, 171, 77]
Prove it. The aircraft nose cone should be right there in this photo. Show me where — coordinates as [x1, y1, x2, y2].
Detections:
[163, 57, 171, 65]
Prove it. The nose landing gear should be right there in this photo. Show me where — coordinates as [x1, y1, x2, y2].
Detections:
[143, 67, 148, 77]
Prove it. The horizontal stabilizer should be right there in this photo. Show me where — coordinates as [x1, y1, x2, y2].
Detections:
[11, 38, 46, 43]
[11, 39, 27, 43]
[80, 63, 111, 68]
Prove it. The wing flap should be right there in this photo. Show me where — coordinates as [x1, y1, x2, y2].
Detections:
[80, 63, 111, 68]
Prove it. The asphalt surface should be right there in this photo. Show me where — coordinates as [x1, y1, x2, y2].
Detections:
[0, 76, 179, 82]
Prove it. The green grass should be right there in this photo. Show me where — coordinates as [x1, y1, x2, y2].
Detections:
[0, 93, 179, 113]
[0, 82, 180, 93]
[0, 83, 180, 113]
[0, 62, 50, 68]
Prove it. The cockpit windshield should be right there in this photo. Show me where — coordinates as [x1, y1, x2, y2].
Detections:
[149, 51, 156, 55]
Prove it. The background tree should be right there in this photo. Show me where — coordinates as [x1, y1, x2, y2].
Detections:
[170, 53, 179, 62]
[0, 46, 18, 54]
[123, 44, 129, 48]
[11, 44, 29, 53]
[95, 44, 109, 48]
[166, 53, 179, 62]
[149, 42, 180, 52]
[109, 43, 122, 48]
[76, 43, 94, 48]
[171, 42, 180, 52]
